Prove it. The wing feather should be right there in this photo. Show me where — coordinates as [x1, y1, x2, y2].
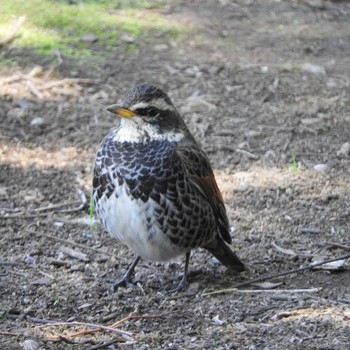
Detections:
[175, 143, 232, 244]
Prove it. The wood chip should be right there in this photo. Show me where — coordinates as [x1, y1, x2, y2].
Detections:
[312, 258, 346, 271]
[60, 246, 90, 262]
[271, 242, 297, 256]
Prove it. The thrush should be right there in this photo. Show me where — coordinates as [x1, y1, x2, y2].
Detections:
[93, 84, 245, 291]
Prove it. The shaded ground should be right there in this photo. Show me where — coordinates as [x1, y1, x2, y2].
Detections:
[1, 1, 350, 349]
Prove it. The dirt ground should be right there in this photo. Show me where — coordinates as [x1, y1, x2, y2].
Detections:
[1, 1, 350, 349]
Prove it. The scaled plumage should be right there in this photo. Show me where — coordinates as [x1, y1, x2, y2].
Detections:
[93, 84, 245, 291]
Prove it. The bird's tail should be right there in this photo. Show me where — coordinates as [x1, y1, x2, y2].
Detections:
[204, 236, 246, 272]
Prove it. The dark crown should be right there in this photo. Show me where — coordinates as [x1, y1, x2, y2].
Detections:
[120, 84, 173, 108]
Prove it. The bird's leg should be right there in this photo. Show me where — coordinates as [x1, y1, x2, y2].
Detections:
[112, 256, 141, 292]
[170, 251, 191, 292]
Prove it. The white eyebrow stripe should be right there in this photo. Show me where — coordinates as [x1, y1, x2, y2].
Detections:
[130, 98, 176, 112]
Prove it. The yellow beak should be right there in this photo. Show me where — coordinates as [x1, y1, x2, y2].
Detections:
[106, 105, 136, 118]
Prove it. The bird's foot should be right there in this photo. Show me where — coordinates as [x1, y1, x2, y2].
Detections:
[109, 256, 141, 292]
[110, 274, 136, 292]
[166, 276, 188, 293]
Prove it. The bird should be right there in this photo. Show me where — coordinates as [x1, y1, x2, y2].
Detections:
[93, 83, 246, 291]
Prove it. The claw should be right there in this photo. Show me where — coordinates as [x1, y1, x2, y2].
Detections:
[110, 256, 141, 292]
[112, 274, 135, 292]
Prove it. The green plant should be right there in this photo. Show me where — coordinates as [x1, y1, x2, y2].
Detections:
[288, 147, 299, 174]
[53, 296, 63, 306]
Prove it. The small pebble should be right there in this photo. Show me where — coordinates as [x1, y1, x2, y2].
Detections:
[30, 117, 45, 127]
[313, 164, 329, 172]
[300, 62, 326, 75]
[24, 256, 36, 265]
[70, 264, 85, 272]
[21, 339, 40, 350]
[337, 142, 350, 156]
[153, 44, 169, 51]
[81, 34, 98, 43]
[120, 33, 134, 44]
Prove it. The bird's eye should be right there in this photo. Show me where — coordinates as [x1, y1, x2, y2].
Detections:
[146, 106, 158, 118]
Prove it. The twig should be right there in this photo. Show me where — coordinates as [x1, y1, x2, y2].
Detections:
[271, 242, 297, 256]
[34, 321, 132, 337]
[136, 282, 146, 295]
[0, 331, 20, 336]
[60, 246, 90, 262]
[0, 16, 26, 46]
[300, 228, 322, 234]
[1, 196, 86, 218]
[235, 148, 259, 159]
[27, 80, 44, 99]
[214, 130, 236, 137]
[202, 287, 321, 297]
[55, 48, 63, 65]
[220, 146, 259, 159]
[58, 190, 87, 213]
[26, 316, 51, 324]
[35, 268, 55, 280]
[225, 254, 350, 291]
[32, 200, 82, 212]
[322, 241, 350, 251]
[26, 228, 113, 257]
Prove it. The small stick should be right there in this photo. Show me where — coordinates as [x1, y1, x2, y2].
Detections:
[35, 269, 55, 280]
[34, 321, 132, 337]
[271, 241, 297, 256]
[31, 200, 82, 212]
[136, 282, 146, 296]
[26, 316, 52, 324]
[229, 254, 350, 291]
[323, 241, 350, 251]
[235, 148, 259, 159]
[27, 80, 44, 99]
[0, 16, 26, 46]
[55, 48, 63, 65]
[202, 287, 321, 297]
[214, 130, 236, 137]
[0, 74, 24, 84]
[1, 190, 87, 216]
[26, 228, 113, 257]
[0, 331, 20, 336]
[300, 228, 322, 234]
[58, 190, 87, 213]
[60, 246, 90, 262]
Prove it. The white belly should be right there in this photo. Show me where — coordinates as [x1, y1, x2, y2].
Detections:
[96, 184, 186, 261]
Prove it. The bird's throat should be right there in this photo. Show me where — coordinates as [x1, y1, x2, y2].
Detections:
[113, 118, 185, 144]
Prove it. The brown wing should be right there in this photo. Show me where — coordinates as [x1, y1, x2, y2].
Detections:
[176, 143, 232, 244]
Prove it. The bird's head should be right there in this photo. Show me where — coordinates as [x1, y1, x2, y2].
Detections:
[107, 84, 189, 143]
